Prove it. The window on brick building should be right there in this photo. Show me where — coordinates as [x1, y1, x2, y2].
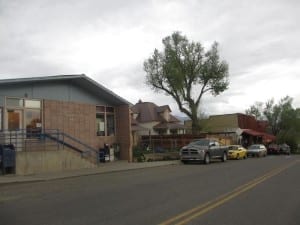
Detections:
[25, 109, 42, 138]
[96, 106, 115, 136]
[96, 114, 105, 136]
[107, 114, 115, 136]
[6, 97, 42, 137]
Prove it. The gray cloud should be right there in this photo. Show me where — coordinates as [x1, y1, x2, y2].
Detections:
[0, 0, 299, 116]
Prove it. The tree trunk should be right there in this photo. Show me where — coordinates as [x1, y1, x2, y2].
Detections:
[191, 115, 201, 134]
[189, 103, 200, 134]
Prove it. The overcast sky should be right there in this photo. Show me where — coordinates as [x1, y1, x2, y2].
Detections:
[1, 0, 299, 116]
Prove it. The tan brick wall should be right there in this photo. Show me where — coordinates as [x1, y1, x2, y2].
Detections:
[43, 100, 132, 160]
[44, 100, 97, 148]
[116, 105, 132, 161]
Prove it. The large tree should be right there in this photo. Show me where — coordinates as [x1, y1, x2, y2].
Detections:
[245, 102, 264, 120]
[277, 107, 300, 151]
[263, 96, 294, 135]
[144, 32, 229, 133]
[245, 96, 298, 135]
[246, 96, 300, 151]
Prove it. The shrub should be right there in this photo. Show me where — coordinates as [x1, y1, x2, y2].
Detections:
[133, 146, 146, 162]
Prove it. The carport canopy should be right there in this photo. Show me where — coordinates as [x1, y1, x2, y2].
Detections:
[242, 129, 276, 142]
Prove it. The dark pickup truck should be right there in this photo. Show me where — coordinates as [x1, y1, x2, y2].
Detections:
[180, 139, 228, 164]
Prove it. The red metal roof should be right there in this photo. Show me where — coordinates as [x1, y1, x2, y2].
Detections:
[242, 129, 276, 141]
[242, 129, 262, 136]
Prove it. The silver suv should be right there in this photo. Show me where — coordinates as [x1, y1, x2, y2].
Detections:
[247, 144, 267, 157]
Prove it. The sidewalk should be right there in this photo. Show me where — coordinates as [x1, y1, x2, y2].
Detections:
[0, 160, 180, 185]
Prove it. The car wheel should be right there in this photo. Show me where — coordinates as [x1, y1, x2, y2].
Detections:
[221, 152, 227, 162]
[204, 153, 210, 164]
[181, 160, 188, 164]
[236, 154, 240, 160]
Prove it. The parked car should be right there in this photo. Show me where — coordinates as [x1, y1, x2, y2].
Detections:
[247, 144, 267, 157]
[180, 139, 228, 164]
[228, 145, 247, 159]
[267, 143, 281, 155]
[279, 144, 291, 155]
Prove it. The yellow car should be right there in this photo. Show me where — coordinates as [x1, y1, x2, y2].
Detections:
[228, 145, 247, 160]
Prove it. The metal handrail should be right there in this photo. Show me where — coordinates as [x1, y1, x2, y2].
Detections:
[0, 129, 99, 163]
[44, 130, 98, 156]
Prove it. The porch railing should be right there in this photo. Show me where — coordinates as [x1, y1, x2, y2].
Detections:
[0, 129, 99, 163]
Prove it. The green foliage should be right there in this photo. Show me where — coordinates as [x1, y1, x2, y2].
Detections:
[277, 107, 300, 153]
[144, 31, 229, 133]
[277, 129, 299, 153]
[245, 96, 296, 135]
[132, 146, 146, 162]
[263, 96, 294, 135]
[246, 97, 300, 150]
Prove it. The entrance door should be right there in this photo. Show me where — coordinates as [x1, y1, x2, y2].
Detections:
[7, 109, 23, 130]
[6, 109, 24, 150]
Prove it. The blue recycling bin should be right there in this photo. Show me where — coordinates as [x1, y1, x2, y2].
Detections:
[99, 149, 106, 163]
[0, 144, 16, 175]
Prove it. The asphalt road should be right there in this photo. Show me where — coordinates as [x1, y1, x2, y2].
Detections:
[0, 155, 299, 225]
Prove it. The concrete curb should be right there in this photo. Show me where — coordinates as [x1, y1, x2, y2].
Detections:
[0, 160, 181, 185]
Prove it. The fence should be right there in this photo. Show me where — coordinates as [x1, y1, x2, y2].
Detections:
[0, 129, 99, 163]
[139, 134, 205, 152]
[0, 129, 59, 152]
[139, 134, 234, 152]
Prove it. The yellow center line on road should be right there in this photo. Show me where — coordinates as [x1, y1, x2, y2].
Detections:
[159, 160, 299, 225]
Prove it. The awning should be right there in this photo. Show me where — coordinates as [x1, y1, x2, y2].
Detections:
[262, 133, 276, 142]
[242, 129, 262, 136]
[242, 129, 276, 142]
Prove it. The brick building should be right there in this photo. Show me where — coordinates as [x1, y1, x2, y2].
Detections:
[185, 113, 275, 146]
[0, 75, 132, 168]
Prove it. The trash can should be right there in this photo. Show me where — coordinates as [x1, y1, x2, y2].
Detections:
[99, 144, 111, 163]
[99, 148, 106, 163]
[104, 144, 110, 162]
[0, 144, 16, 175]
